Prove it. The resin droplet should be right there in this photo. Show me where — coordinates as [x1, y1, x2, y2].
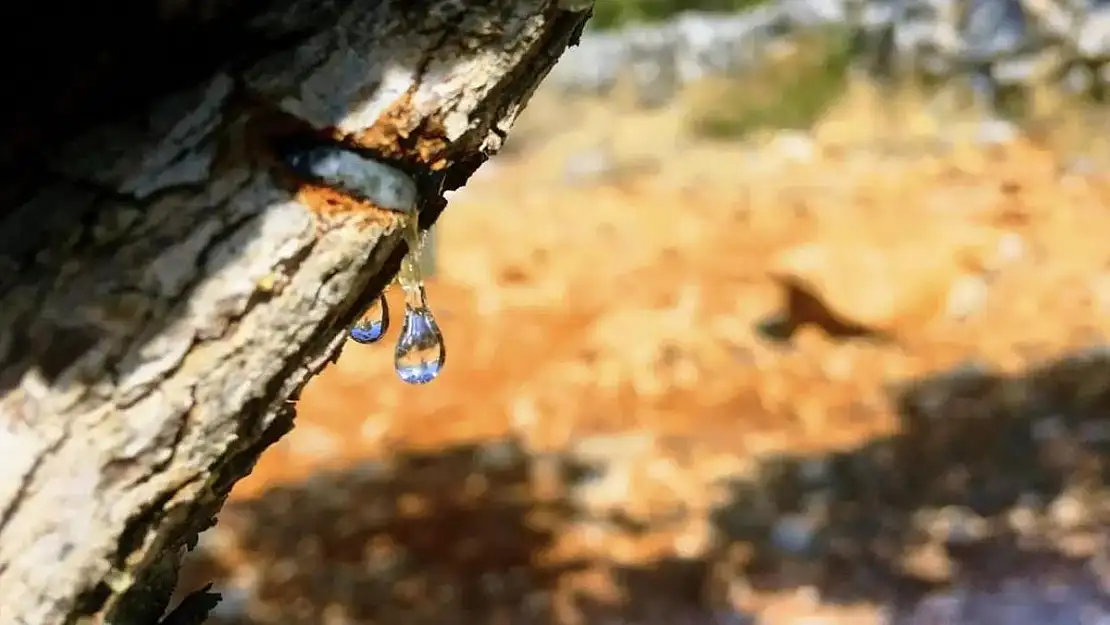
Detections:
[393, 203, 445, 384]
[349, 294, 389, 344]
[394, 306, 446, 384]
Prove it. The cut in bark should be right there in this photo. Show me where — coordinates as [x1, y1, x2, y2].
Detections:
[0, 1, 592, 623]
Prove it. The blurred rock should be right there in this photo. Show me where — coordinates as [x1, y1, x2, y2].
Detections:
[547, 0, 1110, 111]
[561, 144, 662, 187]
[763, 221, 999, 338]
[883, 548, 1110, 625]
[770, 513, 822, 555]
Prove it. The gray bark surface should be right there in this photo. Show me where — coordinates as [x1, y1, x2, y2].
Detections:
[0, 2, 591, 624]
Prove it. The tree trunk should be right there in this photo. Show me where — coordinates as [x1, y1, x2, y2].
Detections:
[0, 2, 592, 624]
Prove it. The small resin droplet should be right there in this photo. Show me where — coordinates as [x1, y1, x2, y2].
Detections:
[394, 305, 446, 384]
[390, 198, 446, 384]
[349, 294, 390, 344]
[393, 214, 445, 384]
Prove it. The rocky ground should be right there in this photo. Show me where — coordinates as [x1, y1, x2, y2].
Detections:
[175, 83, 1110, 624]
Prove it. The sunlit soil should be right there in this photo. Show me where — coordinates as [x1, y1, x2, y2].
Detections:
[181, 80, 1110, 624]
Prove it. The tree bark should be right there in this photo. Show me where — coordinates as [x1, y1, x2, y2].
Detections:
[0, 2, 592, 624]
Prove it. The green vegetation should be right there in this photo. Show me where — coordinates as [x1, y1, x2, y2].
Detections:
[685, 27, 855, 139]
[585, 0, 1110, 145]
[589, 0, 771, 30]
[585, 0, 852, 138]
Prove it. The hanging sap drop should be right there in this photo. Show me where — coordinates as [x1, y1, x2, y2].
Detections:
[349, 294, 390, 344]
[392, 204, 445, 384]
[394, 305, 446, 384]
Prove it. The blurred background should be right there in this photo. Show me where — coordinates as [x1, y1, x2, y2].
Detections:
[177, 0, 1110, 623]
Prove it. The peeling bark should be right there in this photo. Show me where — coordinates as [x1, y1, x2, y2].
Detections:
[0, 2, 592, 623]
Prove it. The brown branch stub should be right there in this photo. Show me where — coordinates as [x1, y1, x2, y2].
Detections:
[0, 1, 591, 624]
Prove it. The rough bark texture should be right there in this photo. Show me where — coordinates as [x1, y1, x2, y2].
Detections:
[0, 2, 592, 624]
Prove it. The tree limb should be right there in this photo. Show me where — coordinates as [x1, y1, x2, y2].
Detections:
[0, 1, 592, 623]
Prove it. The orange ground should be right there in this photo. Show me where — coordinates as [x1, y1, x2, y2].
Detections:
[178, 89, 1110, 624]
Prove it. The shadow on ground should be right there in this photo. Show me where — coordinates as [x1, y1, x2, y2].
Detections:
[710, 347, 1110, 623]
[177, 348, 1110, 624]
